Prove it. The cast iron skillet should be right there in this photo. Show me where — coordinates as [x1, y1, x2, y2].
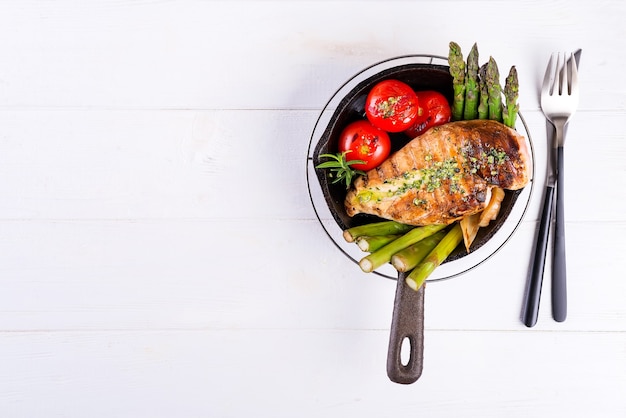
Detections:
[306, 55, 534, 384]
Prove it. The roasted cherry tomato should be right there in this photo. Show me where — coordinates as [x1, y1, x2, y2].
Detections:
[365, 79, 419, 132]
[338, 120, 391, 171]
[404, 90, 452, 138]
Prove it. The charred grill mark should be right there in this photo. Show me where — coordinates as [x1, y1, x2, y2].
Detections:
[361, 174, 370, 188]
[408, 145, 419, 171]
[375, 165, 385, 182]
[389, 159, 401, 177]
[500, 169, 514, 186]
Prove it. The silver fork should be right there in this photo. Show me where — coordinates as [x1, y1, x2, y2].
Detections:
[523, 52, 579, 327]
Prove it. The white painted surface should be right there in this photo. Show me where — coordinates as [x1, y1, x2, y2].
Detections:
[0, 1, 624, 417]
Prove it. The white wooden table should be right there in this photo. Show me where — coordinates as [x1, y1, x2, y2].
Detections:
[1, 1, 624, 417]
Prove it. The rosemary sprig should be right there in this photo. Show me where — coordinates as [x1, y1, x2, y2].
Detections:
[316, 151, 366, 189]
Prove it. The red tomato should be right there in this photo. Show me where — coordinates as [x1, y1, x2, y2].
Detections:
[338, 120, 391, 171]
[365, 79, 419, 132]
[404, 90, 452, 138]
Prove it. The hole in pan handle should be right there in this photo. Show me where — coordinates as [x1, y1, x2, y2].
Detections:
[387, 271, 425, 384]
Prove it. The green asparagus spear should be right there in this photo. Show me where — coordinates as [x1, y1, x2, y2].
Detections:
[486, 57, 503, 122]
[463, 43, 479, 120]
[343, 221, 414, 243]
[405, 223, 463, 291]
[359, 224, 446, 273]
[477, 63, 489, 120]
[448, 42, 466, 121]
[390, 229, 447, 272]
[502, 65, 519, 128]
[356, 234, 401, 252]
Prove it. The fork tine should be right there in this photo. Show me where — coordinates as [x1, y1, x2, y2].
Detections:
[559, 52, 571, 96]
[569, 52, 579, 96]
[542, 53, 555, 95]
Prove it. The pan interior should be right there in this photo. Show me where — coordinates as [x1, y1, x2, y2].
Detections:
[306, 55, 534, 280]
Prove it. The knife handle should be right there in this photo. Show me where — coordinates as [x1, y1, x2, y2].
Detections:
[523, 185, 554, 327]
[552, 146, 567, 322]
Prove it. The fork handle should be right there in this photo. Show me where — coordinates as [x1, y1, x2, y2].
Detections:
[552, 146, 567, 322]
[523, 184, 554, 327]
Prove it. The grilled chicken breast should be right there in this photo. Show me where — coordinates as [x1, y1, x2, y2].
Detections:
[345, 120, 532, 225]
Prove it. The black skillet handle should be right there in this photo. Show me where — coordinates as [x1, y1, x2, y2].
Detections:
[387, 272, 425, 384]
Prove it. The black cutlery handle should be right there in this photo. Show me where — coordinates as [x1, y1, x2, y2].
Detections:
[552, 147, 567, 322]
[523, 185, 554, 327]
